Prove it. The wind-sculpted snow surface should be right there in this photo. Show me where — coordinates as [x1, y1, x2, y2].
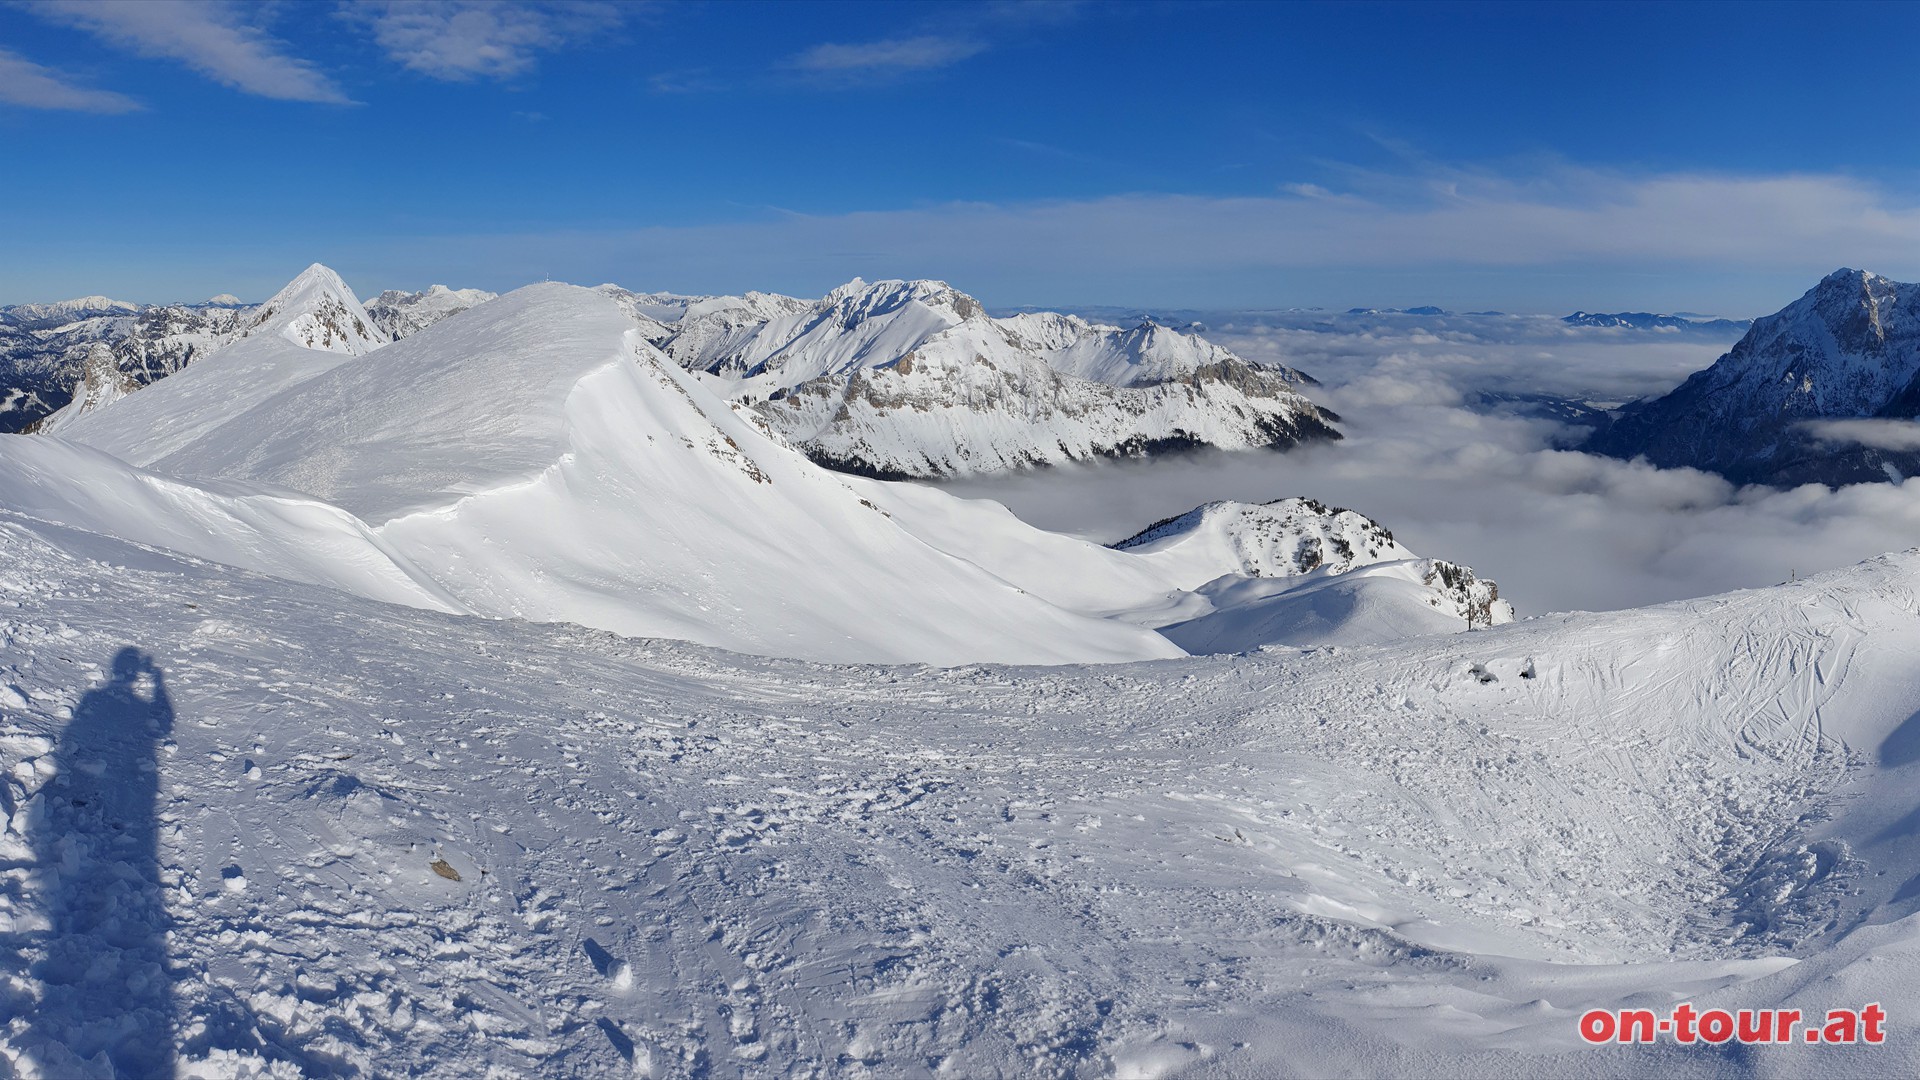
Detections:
[1589, 268, 1920, 486]
[1, 513, 1917, 1076]
[664, 278, 1340, 478]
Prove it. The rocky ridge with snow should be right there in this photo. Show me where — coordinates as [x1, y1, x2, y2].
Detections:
[364, 284, 497, 339]
[1588, 268, 1920, 485]
[1109, 498, 1515, 648]
[661, 277, 1339, 478]
[23, 345, 136, 436]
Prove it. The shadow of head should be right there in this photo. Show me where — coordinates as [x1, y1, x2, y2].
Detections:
[99, 646, 171, 736]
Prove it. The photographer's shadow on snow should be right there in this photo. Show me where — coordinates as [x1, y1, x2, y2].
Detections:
[23, 647, 176, 1076]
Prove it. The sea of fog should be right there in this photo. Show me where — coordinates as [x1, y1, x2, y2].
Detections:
[943, 311, 1920, 618]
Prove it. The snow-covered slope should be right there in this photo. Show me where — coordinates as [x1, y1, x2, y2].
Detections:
[48, 283, 1179, 666]
[665, 278, 1339, 478]
[1589, 268, 1920, 485]
[364, 285, 497, 339]
[0, 437, 462, 612]
[2, 510, 1917, 1077]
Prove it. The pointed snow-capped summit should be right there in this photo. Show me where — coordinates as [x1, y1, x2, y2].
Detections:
[1587, 267, 1920, 486]
[57, 264, 391, 464]
[243, 263, 388, 355]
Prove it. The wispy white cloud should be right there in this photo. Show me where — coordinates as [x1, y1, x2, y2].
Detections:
[789, 35, 988, 75]
[27, 0, 349, 103]
[344, 0, 626, 82]
[1801, 418, 1920, 452]
[0, 48, 143, 113]
[387, 162, 1920, 310]
[648, 68, 724, 95]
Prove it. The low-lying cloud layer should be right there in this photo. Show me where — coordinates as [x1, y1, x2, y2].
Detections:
[941, 313, 1920, 618]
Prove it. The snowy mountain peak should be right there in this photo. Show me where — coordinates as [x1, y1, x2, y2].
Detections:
[1587, 268, 1920, 485]
[245, 263, 388, 355]
[205, 293, 243, 306]
[821, 278, 985, 324]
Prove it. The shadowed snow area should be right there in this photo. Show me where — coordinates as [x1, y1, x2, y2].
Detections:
[1, 512, 1918, 1076]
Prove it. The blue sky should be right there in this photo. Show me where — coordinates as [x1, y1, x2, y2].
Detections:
[3, 0, 1919, 313]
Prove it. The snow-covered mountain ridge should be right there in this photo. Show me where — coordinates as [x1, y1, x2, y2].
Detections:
[1, 266, 386, 434]
[25, 281, 1186, 665]
[1589, 268, 1920, 485]
[7, 267, 1506, 664]
[658, 277, 1340, 478]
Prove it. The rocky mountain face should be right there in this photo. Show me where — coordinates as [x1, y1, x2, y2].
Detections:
[0, 296, 255, 433]
[24, 344, 137, 435]
[365, 285, 498, 339]
[1112, 497, 1515, 635]
[1587, 268, 1920, 486]
[657, 278, 1340, 479]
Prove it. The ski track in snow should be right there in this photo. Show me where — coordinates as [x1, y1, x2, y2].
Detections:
[3, 513, 1918, 1077]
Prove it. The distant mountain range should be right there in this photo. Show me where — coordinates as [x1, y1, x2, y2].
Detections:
[1562, 311, 1751, 332]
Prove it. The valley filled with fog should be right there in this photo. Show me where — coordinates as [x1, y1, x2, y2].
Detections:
[948, 310, 1920, 617]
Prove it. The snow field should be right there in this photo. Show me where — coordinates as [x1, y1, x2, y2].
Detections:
[2, 514, 1918, 1076]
